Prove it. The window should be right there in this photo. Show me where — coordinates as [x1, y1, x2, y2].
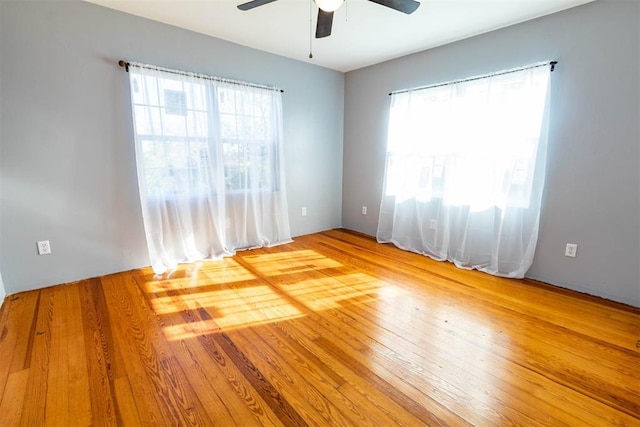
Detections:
[127, 63, 291, 274]
[378, 63, 552, 278]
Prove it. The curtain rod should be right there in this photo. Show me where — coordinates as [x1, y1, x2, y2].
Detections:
[389, 61, 557, 96]
[118, 60, 284, 93]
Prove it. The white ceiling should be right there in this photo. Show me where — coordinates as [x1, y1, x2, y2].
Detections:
[84, 0, 594, 72]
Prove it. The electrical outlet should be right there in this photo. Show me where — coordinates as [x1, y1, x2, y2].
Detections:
[429, 219, 437, 230]
[565, 243, 577, 258]
[37, 240, 51, 255]
[301, 207, 307, 217]
[362, 206, 367, 215]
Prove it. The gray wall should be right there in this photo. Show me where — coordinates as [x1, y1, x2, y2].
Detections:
[343, 0, 640, 306]
[0, 0, 344, 294]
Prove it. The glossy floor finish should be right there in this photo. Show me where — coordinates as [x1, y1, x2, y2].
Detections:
[0, 229, 638, 426]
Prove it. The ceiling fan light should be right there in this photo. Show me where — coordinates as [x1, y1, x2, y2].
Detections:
[315, 0, 343, 12]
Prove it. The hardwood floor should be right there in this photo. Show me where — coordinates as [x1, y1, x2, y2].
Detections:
[0, 229, 638, 426]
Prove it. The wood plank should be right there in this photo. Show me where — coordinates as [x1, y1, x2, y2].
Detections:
[0, 291, 39, 404]
[0, 368, 30, 425]
[0, 230, 637, 425]
[113, 375, 143, 426]
[65, 284, 92, 425]
[78, 278, 122, 425]
[19, 287, 55, 426]
[41, 283, 91, 425]
[44, 285, 71, 424]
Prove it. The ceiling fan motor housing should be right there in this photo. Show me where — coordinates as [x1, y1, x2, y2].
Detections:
[315, 0, 345, 13]
[238, 0, 420, 39]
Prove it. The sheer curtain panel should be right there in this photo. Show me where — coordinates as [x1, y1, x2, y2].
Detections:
[128, 64, 291, 274]
[378, 64, 551, 278]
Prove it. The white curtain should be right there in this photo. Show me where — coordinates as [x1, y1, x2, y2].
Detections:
[128, 64, 291, 274]
[378, 65, 551, 278]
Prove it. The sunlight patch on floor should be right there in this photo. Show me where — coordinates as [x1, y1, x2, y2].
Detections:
[143, 259, 258, 292]
[153, 249, 396, 339]
[241, 249, 343, 276]
[279, 274, 386, 310]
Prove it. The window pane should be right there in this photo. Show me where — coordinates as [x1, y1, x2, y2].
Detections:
[164, 90, 187, 116]
[141, 140, 165, 169]
[218, 88, 236, 113]
[134, 105, 162, 136]
[221, 113, 237, 139]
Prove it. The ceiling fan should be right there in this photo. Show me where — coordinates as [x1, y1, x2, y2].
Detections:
[237, 0, 421, 39]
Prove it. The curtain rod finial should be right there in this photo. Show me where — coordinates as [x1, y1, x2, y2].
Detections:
[118, 60, 129, 72]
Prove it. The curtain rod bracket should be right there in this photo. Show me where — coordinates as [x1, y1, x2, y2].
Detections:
[550, 61, 557, 72]
[118, 60, 129, 72]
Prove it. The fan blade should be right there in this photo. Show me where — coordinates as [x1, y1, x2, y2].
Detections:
[367, 0, 420, 14]
[316, 9, 334, 38]
[237, 0, 278, 11]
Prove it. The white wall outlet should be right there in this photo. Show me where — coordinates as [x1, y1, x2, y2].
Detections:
[362, 206, 367, 215]
[37, 240, 51, 255]
[565, 243, 577, 258]
[429, 219, 437, 230]
[301, 207, 307, 217]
